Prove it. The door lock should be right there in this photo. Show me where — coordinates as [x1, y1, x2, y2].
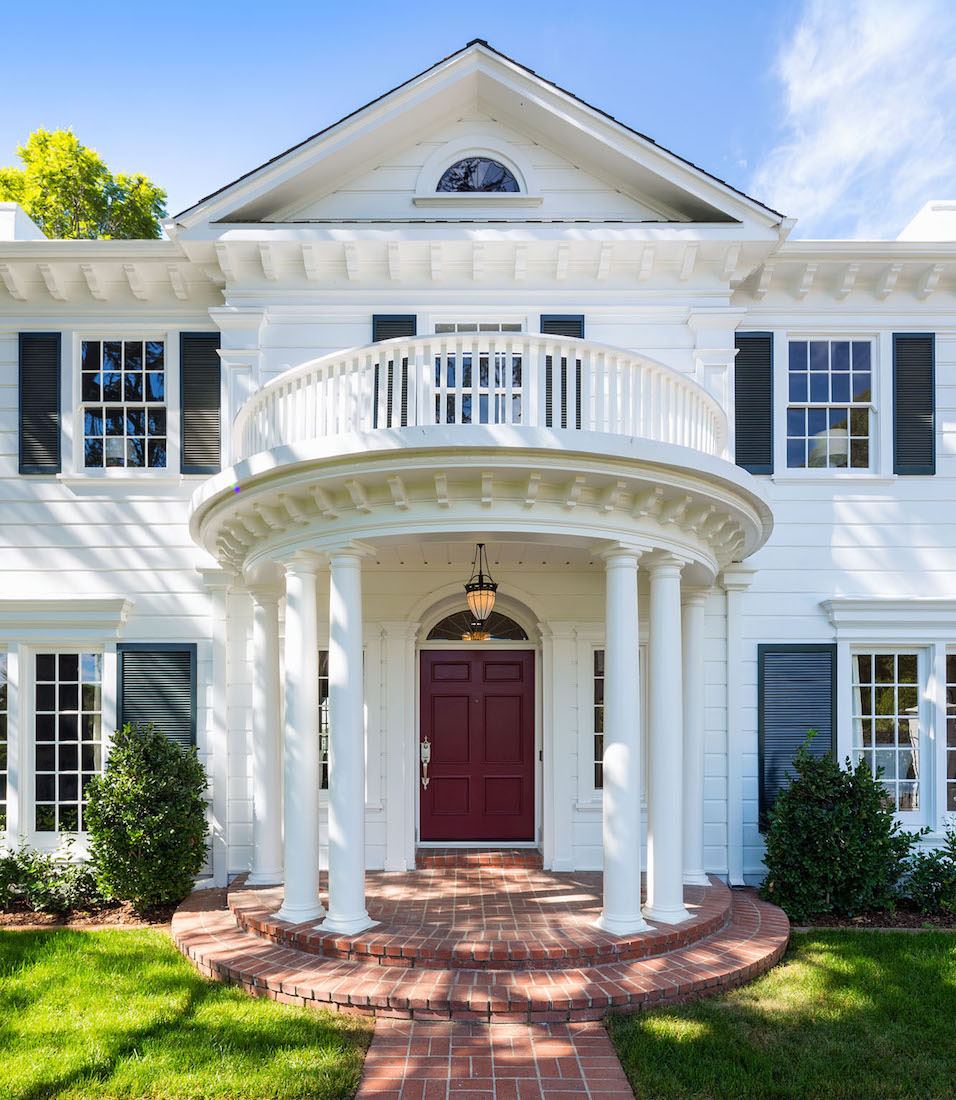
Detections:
[420, 737, 431, 790]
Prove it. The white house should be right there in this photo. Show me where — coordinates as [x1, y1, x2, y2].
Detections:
[1, 41, 954, 936]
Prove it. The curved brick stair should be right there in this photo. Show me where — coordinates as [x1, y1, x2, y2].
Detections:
[172, 867, 789, 1022]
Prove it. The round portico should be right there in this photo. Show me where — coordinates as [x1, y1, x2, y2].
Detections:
[188, 334, 773, 937]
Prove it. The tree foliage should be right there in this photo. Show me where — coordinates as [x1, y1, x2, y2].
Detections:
[0, 129, 167, 239]
[760, 733, 922, 923]
[85, 723, 208, 911]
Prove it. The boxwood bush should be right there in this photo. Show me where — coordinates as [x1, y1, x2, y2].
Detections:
[760, 735, 921, 923]
[901, 827, 956, 914]
[85, 722, 209, 911]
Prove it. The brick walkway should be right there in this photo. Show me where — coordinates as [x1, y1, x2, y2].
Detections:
[356, 1018, 633, 1099]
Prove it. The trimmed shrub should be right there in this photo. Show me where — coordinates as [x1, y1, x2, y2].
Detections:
[901, 827, 956, 914]
[85, 722, 209, 911]
[760, 734, 921, 923]
[0, 840, 104, 913]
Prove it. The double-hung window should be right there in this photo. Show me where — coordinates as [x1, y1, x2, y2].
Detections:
[851, 651, 920, 813]
[786, 339, 873, 469]
[81, 340, 167, 468]
[34, 652, 103, 832]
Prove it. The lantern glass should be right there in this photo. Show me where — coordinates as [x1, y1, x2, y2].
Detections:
[466, 585, 496, 622]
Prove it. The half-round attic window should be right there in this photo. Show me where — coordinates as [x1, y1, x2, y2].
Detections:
[437, 157, 520, 193]
[427, 610, 529, 641]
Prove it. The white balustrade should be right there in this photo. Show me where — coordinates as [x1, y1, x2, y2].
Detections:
[232, 334, 727, 463]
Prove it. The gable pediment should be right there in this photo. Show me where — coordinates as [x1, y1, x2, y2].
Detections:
[168, 42, 784, 239]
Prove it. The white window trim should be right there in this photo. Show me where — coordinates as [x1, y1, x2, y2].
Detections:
[413, 134, 541, 204]
[823, 597, 955, 833]
[420, 312, 533, 335]
[64, 329, 184, 481]
[772, 331, 893, 481]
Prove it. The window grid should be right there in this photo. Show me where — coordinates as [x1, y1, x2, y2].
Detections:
[947, 654, 956, 813]
[81, 340, 166, 468]
[786, 340, 872, 469]
[433, 349, 523, 426]
[851, 652, 920, 812]
[0, 653, 7, 830]
[434, 323, 523, 334]
[593, 649, 604, 789]
[34, 652, 103, 832]
[319, 650, 329, 791]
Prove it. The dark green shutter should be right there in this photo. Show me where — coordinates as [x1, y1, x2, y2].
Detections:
[372, 315, 416, 342]
[19, 332, 61, 474]
[371, 317, 416, 428]
[540, 316, 584, 428]
[758, 644, 836, 826]
[118, 645, 197, 750]
[735, 333, 773, 474]
[894, 333, 935, 475]
[180, 333, 221, 474]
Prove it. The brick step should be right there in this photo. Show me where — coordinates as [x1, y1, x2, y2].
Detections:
[229, 878, 732, 971]
[415, 848, 543, 869]
[172, 889, 789, 1023]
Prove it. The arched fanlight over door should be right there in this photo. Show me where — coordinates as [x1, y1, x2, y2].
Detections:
[426, 611, 529, 642]
[437, 157, 520, 192]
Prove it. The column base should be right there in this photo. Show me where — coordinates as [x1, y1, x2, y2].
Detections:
[682, 871, 711, 887]
[590, 911, 650, 936]
[247, 869, 284, 886]
[319, 912, 377, 936]
[643, 903, 692, 925]
[275, 901, 325, 924]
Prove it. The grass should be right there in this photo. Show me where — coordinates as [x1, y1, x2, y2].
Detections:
[609, 931, 956, 1100]
[0, 929, 372, 1100]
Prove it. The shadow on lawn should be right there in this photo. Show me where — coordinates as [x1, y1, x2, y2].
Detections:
[0, 930, 370, 1100]
[608, 931, 956, 1100]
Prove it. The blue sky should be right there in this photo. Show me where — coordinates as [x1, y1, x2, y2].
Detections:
[3, 0, 954, 238]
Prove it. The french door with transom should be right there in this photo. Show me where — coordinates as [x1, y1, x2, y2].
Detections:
[419, 650, 534, 841]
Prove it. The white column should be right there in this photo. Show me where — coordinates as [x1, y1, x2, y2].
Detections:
[248, 588, 283, 885]
[321, 546, 375, 935]
[593, 547, 648, 935]
[381, 622, 417, 872]
[644, 555, 691, 924]
[276, 553, 324, 923]
[682, 589, 710, 886]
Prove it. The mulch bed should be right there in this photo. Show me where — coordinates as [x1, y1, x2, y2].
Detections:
[0, 900, 180, 930]
[795, 905, 956, 931]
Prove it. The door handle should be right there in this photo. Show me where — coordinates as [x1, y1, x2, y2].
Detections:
[420, 737, 431, 790]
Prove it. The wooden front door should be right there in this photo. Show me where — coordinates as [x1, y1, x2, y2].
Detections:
[420, 650, 535, 841]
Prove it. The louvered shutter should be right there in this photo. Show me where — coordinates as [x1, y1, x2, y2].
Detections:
[540, 316, 584, 429]
[893, 333, 935, 475]
[118, 645, 197, 750]
[180, 333, 221, 473]
[372, 315, 416, 342]
[19, 332, 61, 474]
[735, 333, 773, 474]
[758, 644, 836, 826]
[371, 316, 416, 428]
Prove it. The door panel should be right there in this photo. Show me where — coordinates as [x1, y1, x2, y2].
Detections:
[420, 650, 534, 841]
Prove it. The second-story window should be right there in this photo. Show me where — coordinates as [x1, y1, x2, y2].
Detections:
[81, 340, 167, 468]
[786, 339, 872, 469]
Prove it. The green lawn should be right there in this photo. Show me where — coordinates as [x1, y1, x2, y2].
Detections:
[609, 931, 956, 1100]
[0, 929, 372, 1100]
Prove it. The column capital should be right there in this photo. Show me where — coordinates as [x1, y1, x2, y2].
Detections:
[198, 566, 239, 593]
[327, 540, 376, 567]
[248, 586, 282, 609]
[379, 620, 419, 642]
[593, 542, 651, 566]
[681, 586, 712, 608]
[646, 552, 689, 577]
[721, 565, 756, 591]
[280, 549, 324, 574]
[537, 620, 578, 641]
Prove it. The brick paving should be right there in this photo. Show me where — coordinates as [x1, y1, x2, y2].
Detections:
[172, 867, 789, 1024]
[355, 1018, 634, 1099]
[416, 849, 544, 870]
[228, 866, 730, 969]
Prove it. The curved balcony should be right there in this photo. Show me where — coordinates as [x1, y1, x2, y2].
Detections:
[232, 333, 727, 463]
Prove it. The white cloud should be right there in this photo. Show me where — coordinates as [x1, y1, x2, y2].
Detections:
[751, 0, 956, 238]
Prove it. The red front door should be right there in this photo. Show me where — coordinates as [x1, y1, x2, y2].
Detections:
[420, 650, 535, 841]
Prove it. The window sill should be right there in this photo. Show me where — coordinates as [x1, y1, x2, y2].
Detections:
[56, 472, 208, 485]
[412, 194, 543, 207]
[771, 472, 897, 485]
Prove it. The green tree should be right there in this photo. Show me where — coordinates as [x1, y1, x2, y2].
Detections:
[0, 129, 167, 239]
